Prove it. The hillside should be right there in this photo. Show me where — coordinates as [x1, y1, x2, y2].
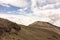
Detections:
[29, 21, 60, 34]
[29, 21, 57, 28]
[0, 26, 60, 40]
[0, 18, 60, 40]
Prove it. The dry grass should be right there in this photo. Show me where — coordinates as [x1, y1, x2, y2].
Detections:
[0, 26, 60, 40]
[0, 18, 60, 40]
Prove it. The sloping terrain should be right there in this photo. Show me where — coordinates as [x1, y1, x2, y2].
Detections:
[29, 21, 57, 28]
[0, 18, 21, 35]
[0, 18, 60, 40]
[0, 25, 60, 40]
[29, 21, 60, 34]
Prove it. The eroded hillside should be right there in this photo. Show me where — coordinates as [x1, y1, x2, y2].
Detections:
[0, 18, 60, 40]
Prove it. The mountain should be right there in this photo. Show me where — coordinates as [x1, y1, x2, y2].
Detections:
[0, 19, 59, 40]
[0, 24, 60, 40]
[29, 21, 60, 34]
[0, 18, 21, 35]
[29, 21, 57, 28]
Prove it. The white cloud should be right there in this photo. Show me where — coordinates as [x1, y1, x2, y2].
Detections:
[31, 0, 60, 9]
[32, 8, 60, 16]
[0, 3, 10, 7]
[0, 0, 31, 8]
[0, 14, 51, 26]
[53, 20, 60, 27]
[31, 0, 60, 17]
[30, 0, 60, 27]
[0, 0, 60, 27]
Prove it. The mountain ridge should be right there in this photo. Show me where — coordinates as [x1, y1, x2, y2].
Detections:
[0, 18, 60, 40]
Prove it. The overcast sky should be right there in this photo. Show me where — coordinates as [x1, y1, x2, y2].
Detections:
[0, 0, 60, 26]
[0, 0, 60, 15]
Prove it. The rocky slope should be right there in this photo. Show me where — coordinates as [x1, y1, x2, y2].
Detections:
[29, 21, 60, 34]
[0, 18, 60, 40]
[0, 26, 60, 40]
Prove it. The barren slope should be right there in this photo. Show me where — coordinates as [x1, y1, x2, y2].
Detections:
[0, 26, 60, 40]
[0, 19, 59, 40]
[29, 21, 60, 34]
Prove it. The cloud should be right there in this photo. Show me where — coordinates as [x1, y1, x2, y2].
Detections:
[32, 8, 60, 18]
[0, 0, 31, 8]
[31, 0, 60, 9]
[0, 3, 10, 7]
[0, 13, 51, 26]
[30, 0, 60, 27]
[53, 20, 60, 27]
[0, 0, 32, 15]
[31, 0, 60, 17]
[0, 0, 60, 27]
[41, 3, 60, 9]
[0, 4, 20, 14]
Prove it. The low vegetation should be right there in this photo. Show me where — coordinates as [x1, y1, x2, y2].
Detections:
[0, 18, 60, 40]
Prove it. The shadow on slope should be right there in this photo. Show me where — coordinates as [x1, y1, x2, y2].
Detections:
[0, 18, 21, 35]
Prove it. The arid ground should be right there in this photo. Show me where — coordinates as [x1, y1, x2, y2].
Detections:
[0, 18, 60, 40]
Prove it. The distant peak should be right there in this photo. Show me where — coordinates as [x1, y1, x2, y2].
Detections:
[29, 21, 58, 28]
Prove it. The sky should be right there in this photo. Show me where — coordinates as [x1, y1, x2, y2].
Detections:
[0, 0, 60, 15]
[0, 0, 60, 26]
